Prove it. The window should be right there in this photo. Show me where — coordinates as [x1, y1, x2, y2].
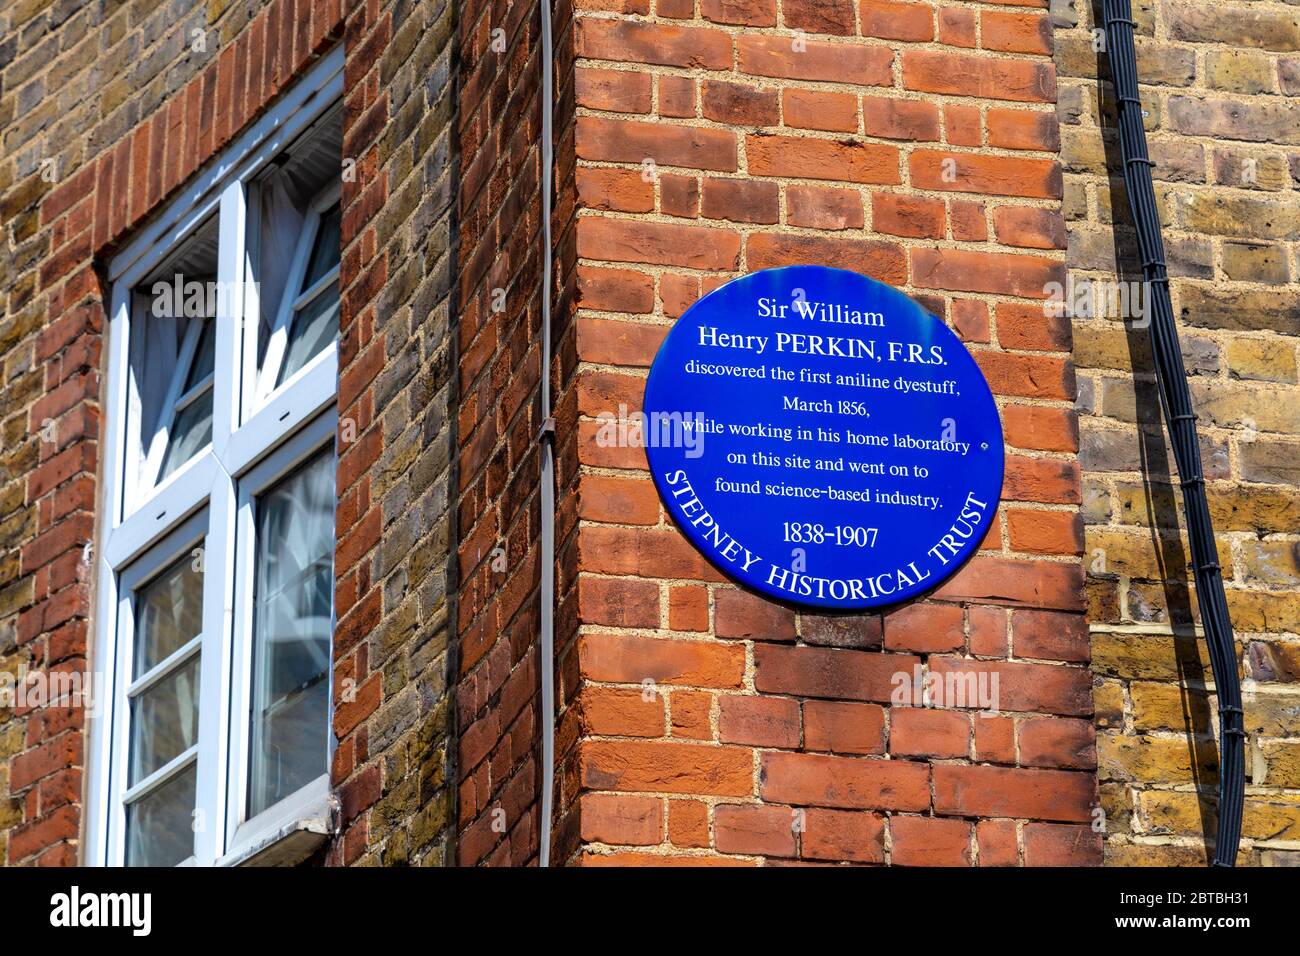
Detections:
[87, 48, 345, 867]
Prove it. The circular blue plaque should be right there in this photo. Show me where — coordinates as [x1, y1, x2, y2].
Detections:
[642, 265, 1004, 610]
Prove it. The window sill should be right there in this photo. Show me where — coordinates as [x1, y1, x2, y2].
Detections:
[218, 779, 333, 867]
[223, 817, 330, 867]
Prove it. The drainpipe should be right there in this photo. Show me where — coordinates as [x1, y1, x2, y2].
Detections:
[537, 0, 556, 868]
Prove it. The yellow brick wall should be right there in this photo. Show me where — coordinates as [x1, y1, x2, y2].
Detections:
[1056, 0, 1300, 864]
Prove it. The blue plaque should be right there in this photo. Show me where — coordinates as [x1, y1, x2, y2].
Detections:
[642, 265, 1004, 610]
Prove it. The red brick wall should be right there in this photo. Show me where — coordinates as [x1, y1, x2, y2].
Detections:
[1, 0, 343, 865]
[552, 0, 1099, 865]
[453, 0, 571, 865]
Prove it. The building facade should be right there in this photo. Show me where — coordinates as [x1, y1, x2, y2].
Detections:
[0, 0, 1295, 866]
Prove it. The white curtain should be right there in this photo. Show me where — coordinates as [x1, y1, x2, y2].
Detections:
[134, 299, 204, 483]
[257, 167, 307, 361]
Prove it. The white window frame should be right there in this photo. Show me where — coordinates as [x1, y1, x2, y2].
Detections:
[139, 312, 213, 492]
[251, 181, 341, 408]
[86, 46, 345, 868]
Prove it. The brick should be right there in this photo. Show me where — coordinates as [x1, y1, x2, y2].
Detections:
[982, 11, 1052, 55]
[760, 751, 930, 810]
[755, 644, 918, 702]
[859, 0, 934, 41]
[872, 193, 944, 239]
[913, 248, 1062, 297]
[1002, 405, 1078, 453]
[1007, 509, 1083, 555]
[582, 686, 665, 737]
[701, 0, 777, 26]
[975, 715, 1016, 764]
[949, 199, 988, 240]
[977, 819, 1019, 866]
[580, 633, 746, 688]
[738, 36, 893, 86]
[670, 690, 713, 739]
[786, 0, 856, 35]
[700, 178, 779, 224]
[658, 76, 697, 118]
[718, 695, 801, 747]
[715, 589, 795, 641]
[577, 117, 738, 171]
[968, 606, 1008, 657]
[952, 300, 991, 343]
[782, 89, 858, 132]
[933, 764, 1095, 822]
[999, 301, 1072, 352]
[890, 815, 972, 866]
[715, 804, 796, 856]
[668, 800, 710, 847]
[861, 96, 941, 141]
[701, 80, 779, 126]
[890, 708, 970, 759]
[1019, 717, 1095, 770]
[903, 50, 1056, 103]
[747, 134, 899, 184]
[748, 233, 907, 284]
[576, 218, 740, 270]
[786, 185, 864, 230]
[988, 108, 1060, 151]
[911, 150, 1062, 198]
[579, 475, 661, 524]
[576, 19, 733, 70]
[884, 603, 964, 653]
[577, 167, 655, 213]
[938, 8, 976, 48]
[993, 206, 1067, 249]
[576, 279, 658, 331]
[660, 174, 700, 217]
[1023, 823, 1101, 865]
[668, 585, 709, 632]
[804, 700, 886, 755]
[802, 807, 884, 862]
[934, 556, 1085, 611]
[929, 656, 1092, 716]
[581, 740, 753, 796]
[1012, 609, 1089, 663]
[580, 793, 662, 845]
[945, 104, 982, 147]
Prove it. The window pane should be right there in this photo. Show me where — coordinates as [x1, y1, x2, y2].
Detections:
[253, 107, 342, 379]
[135, 212, 219, 488]
[129, 654, 200, 784]
[249, 449, 334, 816]
[185, 320, 216, 390]
[278, 282, 338, 386]
[125, 764, 196, 866]
[304, 204, 340, 288]
[158, 392, 213, 480]
[134, 553, 204, 677]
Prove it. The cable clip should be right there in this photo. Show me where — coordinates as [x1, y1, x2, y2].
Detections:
[1218, 704, 1246, 736]
[537, 416, 556, 444]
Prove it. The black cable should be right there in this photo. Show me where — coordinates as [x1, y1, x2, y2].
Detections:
[1102, 0, 1245, 866]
